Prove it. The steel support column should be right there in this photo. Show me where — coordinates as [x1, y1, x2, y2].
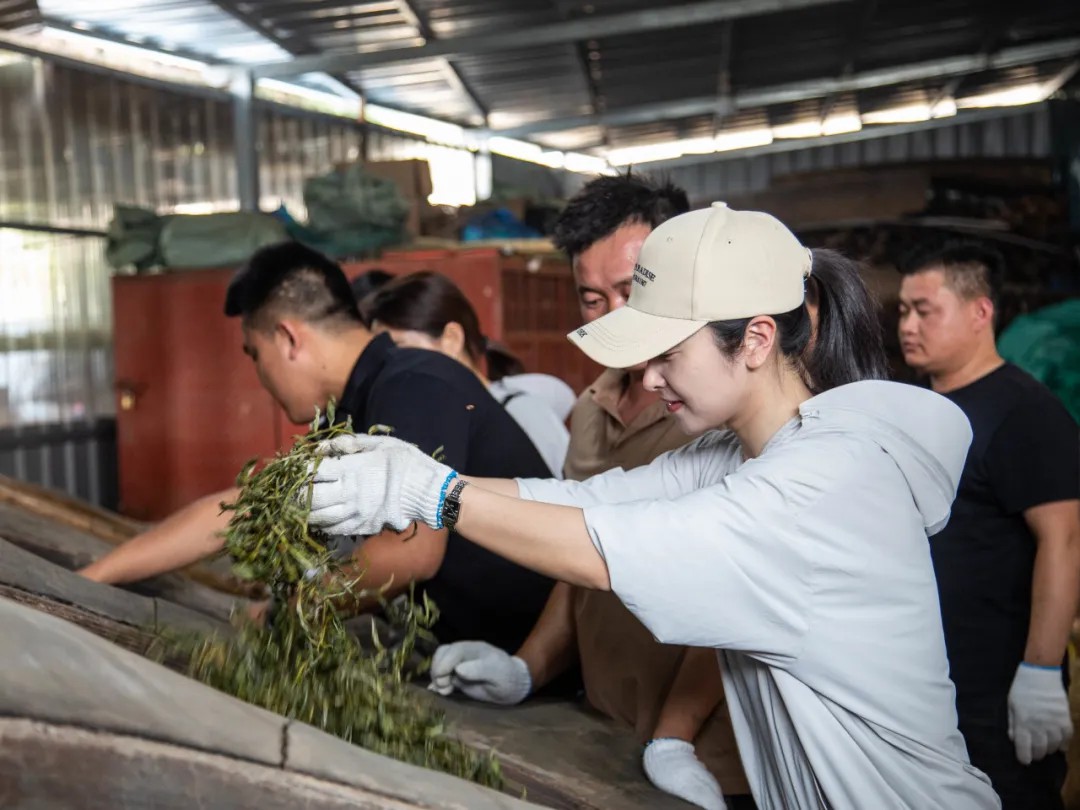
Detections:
[231, 70, 260, 212]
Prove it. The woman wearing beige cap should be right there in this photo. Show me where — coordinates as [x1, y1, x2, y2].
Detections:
[307, 203, 1002, 810]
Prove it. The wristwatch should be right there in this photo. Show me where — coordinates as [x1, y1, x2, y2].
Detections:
[441, 478, 469, 531]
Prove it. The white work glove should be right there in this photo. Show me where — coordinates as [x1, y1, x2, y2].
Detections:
[308, 434, 456, 536]
[643, 738, 727, 810]
[428, 641, 533, 706]
[1007, 662, 1073, 765]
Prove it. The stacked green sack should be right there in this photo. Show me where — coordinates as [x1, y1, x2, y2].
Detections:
[998, 299, 1080, 422]
[105, 164, 410, 273]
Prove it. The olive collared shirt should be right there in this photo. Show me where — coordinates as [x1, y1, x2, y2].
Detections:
[563, 368, 690, 481]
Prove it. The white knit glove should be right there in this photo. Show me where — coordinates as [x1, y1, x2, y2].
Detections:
[643, 738, 727, 810]
[1007, 662, 1073, 764]
[308, 434, 456, 536]
[428, 641, 533, 705]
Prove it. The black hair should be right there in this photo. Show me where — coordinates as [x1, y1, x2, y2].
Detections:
[709, 249, 889, 393]
[552, 171, 690, 259]
[364, 271, 489, 366]
[897, 239, 1005, 307]
[350, 269, 394, 304]
[224, 241, 362, 330]
[484, 340, 526, 383]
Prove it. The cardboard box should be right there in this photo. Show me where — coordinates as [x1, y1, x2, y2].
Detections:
[331, 160, 435, 236]
[362, 160, 434, 203]
[419, 205, 461, 240]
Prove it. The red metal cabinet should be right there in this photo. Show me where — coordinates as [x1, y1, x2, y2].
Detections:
[112, 270, 284, 520]
[114, 248, 601, 520]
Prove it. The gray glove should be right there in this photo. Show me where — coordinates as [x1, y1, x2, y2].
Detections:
[643, 738, 727, 810]
[309, 434, 456, 536]
[428, 640, 533, 705]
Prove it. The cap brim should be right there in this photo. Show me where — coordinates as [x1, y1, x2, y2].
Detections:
[567, 306, 707, 369]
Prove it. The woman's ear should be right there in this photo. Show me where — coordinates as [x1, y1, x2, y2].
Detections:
[742, 316, 778, 370]
[439, 321, 468, 362]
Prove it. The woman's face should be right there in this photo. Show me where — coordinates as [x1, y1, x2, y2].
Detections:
[642, 327, 749, 434]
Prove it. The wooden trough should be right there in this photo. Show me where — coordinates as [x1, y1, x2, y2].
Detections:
[0, 478, 690, 810]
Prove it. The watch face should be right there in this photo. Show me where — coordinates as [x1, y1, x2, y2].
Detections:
[441, 481, 466, 529]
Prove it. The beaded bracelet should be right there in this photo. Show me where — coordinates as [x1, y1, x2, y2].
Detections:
[434, 471, 459, 530]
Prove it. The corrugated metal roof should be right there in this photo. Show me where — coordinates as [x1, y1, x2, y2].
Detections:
[455, 45, 593, 130]
[38, 0, 291, 62]
[28, 0, 1080, 155]
[0, 0, 41, 31]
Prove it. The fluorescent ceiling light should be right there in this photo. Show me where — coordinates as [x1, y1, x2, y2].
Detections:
[932, 99, 958, 118]
[680, 137, 721, 154]
[861, 105, 929, 124]
[821, 113, 862, 136]
[606, 141, 690, 166]
[39, 26, 209, 73]
[364, 104, 466, 147]
[607, 129, 776, 164]
[487, 136, 544, 162]
[537, 151, 566, 169]
[258, 78, 362, 119]
[488, 136, 596, 172]
[956, 83, 1047, 109]
[861, 100, 957, 125]
[772, 120, 823, 139]
[564, 153, 611, 174]
[715, 128, 774, 151]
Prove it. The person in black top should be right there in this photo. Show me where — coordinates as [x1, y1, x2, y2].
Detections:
[899, 241, 1080, 810]
[80, 242, 554, 652]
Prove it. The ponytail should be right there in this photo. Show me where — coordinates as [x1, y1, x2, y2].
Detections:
[801, 249, 889, 391]
[484, 339, 525, 383]
[708, 248, 887, 393]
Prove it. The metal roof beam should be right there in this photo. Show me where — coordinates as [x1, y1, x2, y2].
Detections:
[252, 0, 858, 78]
[1044, 58, 1080, 97]
[709, 20, 735, 134]
[498, 35, 1080, 137]
[819, 0, 877, 122]
[0, 0, 41, 32]
[393, 0, 488, 123]
[206, 0, 320, 56]
[929, 1, 1013, 112]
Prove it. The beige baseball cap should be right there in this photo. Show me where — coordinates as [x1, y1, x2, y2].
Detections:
[568, 202, 812, 369]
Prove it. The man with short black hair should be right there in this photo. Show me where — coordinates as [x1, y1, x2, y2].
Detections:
[899, 240, 1080, 809]
[82, 242, 554, 653]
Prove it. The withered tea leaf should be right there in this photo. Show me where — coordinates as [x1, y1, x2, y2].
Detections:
[153, 403, 503, 789]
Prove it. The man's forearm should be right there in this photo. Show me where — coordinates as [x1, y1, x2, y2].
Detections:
[1023, 501, 1080, 666]
[78, 488, 236, 584]
[516, 581, 579, 690]
[334, 524, 448, 615]
[653, 646, 725, 741]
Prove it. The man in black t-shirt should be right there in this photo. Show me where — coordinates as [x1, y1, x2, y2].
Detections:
[80, 243, 553, 653]
[899, 241, 1080, 809]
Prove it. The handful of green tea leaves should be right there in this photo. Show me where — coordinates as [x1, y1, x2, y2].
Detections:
[152, 402, 503, 788]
